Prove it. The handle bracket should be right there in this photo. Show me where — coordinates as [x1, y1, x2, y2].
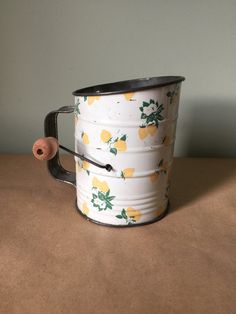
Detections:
[44, 106, 76, 187]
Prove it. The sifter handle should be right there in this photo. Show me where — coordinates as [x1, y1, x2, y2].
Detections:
[44, 106, 76, 187]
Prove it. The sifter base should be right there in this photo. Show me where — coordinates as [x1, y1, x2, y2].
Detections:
[75, 199, 169, 228]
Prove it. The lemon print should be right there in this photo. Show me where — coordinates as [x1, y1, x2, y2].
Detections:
[124, 92, 134, 101]
[150, 171, 159, 183]
[116, 208, 141, 224]
[92, 177, 102, 189]
[82, 132, 89, 145]
[114, 140, 127, 151]
[101, 130, 112, 143]
[121, 168, 135, 179]
[147, 125, 157, 136]
[126, 207, 141, 222]
[82, 202, 90, 215]
[76, 161, 90, 175]
[102, 133, 127, 155]
[88, 96, 100, 105]
[92, 177, 109, 193]
[99, 181, 109, 193]
[138, 127, 148, 140]
[139, 125, 157, 139]
[82, 160, 90, 170]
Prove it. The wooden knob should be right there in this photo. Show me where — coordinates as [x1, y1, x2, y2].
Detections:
[32, 137, 59, 161]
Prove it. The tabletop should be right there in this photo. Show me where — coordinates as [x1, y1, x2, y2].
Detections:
[0, 155, 235, 314]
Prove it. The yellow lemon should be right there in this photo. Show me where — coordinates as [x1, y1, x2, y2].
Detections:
[82, 202, 90, 215]
[82, 133, 89, 145]
[147, 124, 157, 136]
[82, 160, 90, 170]
[114, 140, 127, 151]
[99, 181, 109, 193]
[101, 129, 112, 142]
[126, 207, 141, 222]
[122, 168, 135, 178]
[92, 177, 109, 193]
[92, 177, 101, 189]
[150, 171, 159, 183]
[124, 92, 134, 101]
[88, 96, 100, 105]
[138, 127, 148, 140]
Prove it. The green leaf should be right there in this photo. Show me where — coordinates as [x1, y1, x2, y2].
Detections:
[92, 193, 97, 199]
[121, 209, 127, 219]
[116, 215, 123, 219]
[84, 96, 87, 101]
[139, 107, 143, 112]
[143, 101, 149, 107]
[150, 99, 155, 104]
[98, 191, 105, 200]
[120, 135, 126, 141]
[86, 170, 90, 175]
[166, 91, 172, 97]
[108, 196, 115, 201]
[106, 190, 110, 197]
[141, 113, 147, 119]
[147, 115, 155, 124]
[110, 148, 117, 155]
[106, 203, 112, 210]
[121, 171, 125, 179]
[92, 201, 99, 208]
[157, 114, 164, 121]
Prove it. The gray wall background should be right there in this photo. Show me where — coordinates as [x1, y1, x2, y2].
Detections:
[1, 0, 236, 156]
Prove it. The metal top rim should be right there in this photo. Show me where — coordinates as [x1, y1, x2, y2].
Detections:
[72, 76, 185, 96]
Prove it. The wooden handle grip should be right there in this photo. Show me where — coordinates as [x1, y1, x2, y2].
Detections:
[32, 137, 59, 161]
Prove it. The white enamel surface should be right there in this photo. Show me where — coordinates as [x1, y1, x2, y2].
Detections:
[74, 83, 182, 226]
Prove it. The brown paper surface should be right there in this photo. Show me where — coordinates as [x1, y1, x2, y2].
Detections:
[0, 155, 235, 314]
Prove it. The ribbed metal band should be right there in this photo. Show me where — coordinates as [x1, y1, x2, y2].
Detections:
[74, 198, 169, 228]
